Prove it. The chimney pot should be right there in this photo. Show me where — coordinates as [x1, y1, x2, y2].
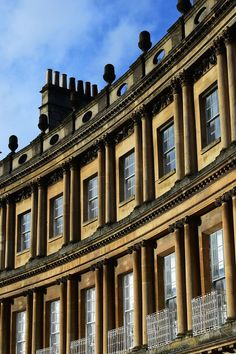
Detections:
[77, 80, 84, 96]
[46, 69, 53, 85]
[92, 84, 98, 97]
[85, 82, 91, 97]
[54, 71, 60, 86]
[61, 74, 67, 88]
[69, 77, 76, 91]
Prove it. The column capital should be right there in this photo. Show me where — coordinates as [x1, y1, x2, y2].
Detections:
[0, 198, 5, 208]
[171, 77, 181, 94]
[103, 133, 114, 146]
[222, 27, 234, 45]
[61, 161, 70, 173]
[29, 181, 37, 193]
[36, 177, 46, 188]
[215, 191, 232, 206]
[0, 297, 13, 305]
[128, 243, 141, 254]
[32, 286, 47, 295]
[131, 111, 141, 125]
[179, 70, 193, 87]
[213, 37, 225, 56]
[140, 239, 157, 249]
[57, 276, 69, 285]
[137, 104, 150, 119]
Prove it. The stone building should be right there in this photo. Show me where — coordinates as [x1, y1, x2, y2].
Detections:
[0, 0, 236, 353]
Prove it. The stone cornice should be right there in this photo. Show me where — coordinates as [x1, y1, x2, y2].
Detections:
[0, 0, 234, 191]
[0, 145, 235, 288]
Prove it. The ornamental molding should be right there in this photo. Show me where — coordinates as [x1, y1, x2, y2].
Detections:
[152, 87, 173, 115]
[0, 149, 235, 288]
[0, 0, 233, 191]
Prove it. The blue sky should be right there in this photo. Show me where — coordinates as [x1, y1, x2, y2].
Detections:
[0, 0, 179, 158]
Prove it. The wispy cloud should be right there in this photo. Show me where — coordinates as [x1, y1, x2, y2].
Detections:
[0, 0, 178, 158]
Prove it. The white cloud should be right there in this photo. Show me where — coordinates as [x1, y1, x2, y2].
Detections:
[0, 0, 177, 158]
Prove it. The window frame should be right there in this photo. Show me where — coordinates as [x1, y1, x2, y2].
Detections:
[200, 84, 220, 149]
[210, 229, 225, 291]
[18, 210, 31, 252]
[84, 175, 98, 222]
[15, 311, 26, 354]
[119, 150, 135, 203]
[50, 194, 63, 238]
[158, 120, 176, 178]
[85, 287, 96, 354]
[122, 272, 134, 350]
[49, 300, 60, 350]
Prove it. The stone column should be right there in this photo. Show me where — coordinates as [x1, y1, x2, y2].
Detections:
[30, 183, 37, 259]
[0, 300, 11, 354]
[25, 291, 33, 354]
[140, 106, 155, 202]
[133, 115, 143, 207]
[69, 159, 80, 243]
[180, 71, 197, 176]
[214, 37, 230, 149]
[223, 28, 236, 142]
[0, 200, 6, 270]
[62, 164, 70, 245]
[174, 224, 187, 336]
[171, 78, 184, 181]
[219, 195, 236, 319]
[183, 217, 201, 333]
[132, 246, 142, 348]
[98, 143, 105, 227]
[232, 189, 236, 262]
[105, 137, 116, 224]
[103, 260, 115, 354]
[95, 265, 103, 354]
[59, 279, 67, 354]
[5, 196, 15, 270]
[141, 241, 155, 345]
[66, 277, 78, 354]
[37, 179, 47, 257]
[32, 289, 44, 353]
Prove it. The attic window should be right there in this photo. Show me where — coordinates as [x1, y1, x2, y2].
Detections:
[50, 134, 59, 145]
[117, 83, 128, 97]
[18, 154, 27, 164]
[194, 7, 207, 25]
[82, 111, 93, 123]
[153, 49, 165, 65]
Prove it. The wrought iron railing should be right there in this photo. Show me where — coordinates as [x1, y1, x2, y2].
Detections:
[146, 308, 177, 349]
[192, 290, 226, 336]
[108, 324, 134, 354]
[36, 345, 59, 354]
[70, 336, 95, 354]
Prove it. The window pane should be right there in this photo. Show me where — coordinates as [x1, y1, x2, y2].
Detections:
[86, 288, 95, 354]
[53, 196, 63, 237]
[124, 152, 135, 200]
[210, 229, 225, 290]
[161, 124, 176, 176]
[16, 311, 26, 354]
[203, 87, 220, 146]
[50, 300, 60, 349]
[164, 253, 176, 302]
[87, 176, 98, 220]
[19, 212, 31, 251]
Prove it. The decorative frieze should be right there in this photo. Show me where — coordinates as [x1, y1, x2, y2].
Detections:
[192, 49, 217, 82]
[47, 168, 63, 185]
[114, 120, 134, 144]
[152, 88, 173, 115]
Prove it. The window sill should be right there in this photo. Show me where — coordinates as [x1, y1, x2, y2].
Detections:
[201, 137, 221, 155]
[119, 195, 135, 208]
[16, 248, 30, 256]
[83, 217, 98, 227]
[158, 169, 176, 184]
[48, 234, 63, 243]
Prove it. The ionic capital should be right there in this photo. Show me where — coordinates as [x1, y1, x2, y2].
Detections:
[213, 37, 225, 56]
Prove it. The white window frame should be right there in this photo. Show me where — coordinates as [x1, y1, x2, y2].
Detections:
[52, 195, 63, 237]
[19, 211, 31, 252]
[16, 311, 26, 354]
[87, 176, 98, 220]
[49, 300, 60, 350]
[123, 272, 134, 349]
[202, 86, 220, 147]
[210, 229, 225, 291]
[160, 122, 176, 176]
[123, 152, 135, 201]
[85, 287, 95, 354]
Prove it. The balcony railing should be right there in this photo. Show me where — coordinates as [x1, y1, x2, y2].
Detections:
[192, 290, 226, 336]
[36, 345, 59, 354]
[108, 324, 134, 354]
[147, 308, 177, 349]
[70, 336, 95, 354]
